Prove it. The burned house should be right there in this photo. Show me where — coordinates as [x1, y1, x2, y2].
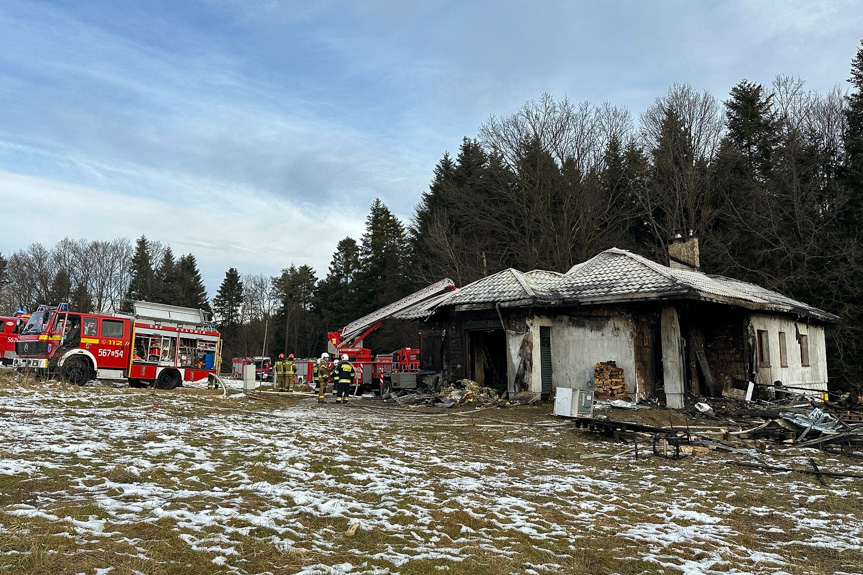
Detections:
[402, 239, 839, 408]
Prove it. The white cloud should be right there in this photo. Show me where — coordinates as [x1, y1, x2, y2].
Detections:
[0, 170, 365, 291]
[1, 0, 862, 296]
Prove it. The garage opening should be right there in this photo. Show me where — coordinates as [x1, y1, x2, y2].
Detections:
[466, 329, 508, 395]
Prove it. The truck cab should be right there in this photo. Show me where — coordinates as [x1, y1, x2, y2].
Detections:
[0, 316, 24, 366]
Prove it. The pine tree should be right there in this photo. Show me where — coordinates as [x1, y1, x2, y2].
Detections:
[356, 199, 411, 316]
[154, 247, 179, 305]
[175, 254, 211, 312]
[48, 269, 71, 306]
[70, 283, 94, 313]
[315, 237, 362, 330]
[842, 40, 863, 237]
[725, 80, 778, 178]
[125, 235, 155, 306]
[409, 139, 497, 285]
[212, 268, 244, 328]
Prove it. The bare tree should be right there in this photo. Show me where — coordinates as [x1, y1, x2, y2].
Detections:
[89, 238, 133, 313]
[239, 274, 279, 357]
[640, 83, 724, 162]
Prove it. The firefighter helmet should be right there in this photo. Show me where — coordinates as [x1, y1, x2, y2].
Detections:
[288, 354, 294, 359]
[321, 353, 330, 361]
[279, 353, 285, 359]
[341, 354, 348, 361]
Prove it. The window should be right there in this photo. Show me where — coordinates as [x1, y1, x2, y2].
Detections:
[102, 319, 124, 338]
[756, 330, 770, 366]
[83, 317, 97, 337]
[800, 334, 810, 367]
[778, 332, 788, 367]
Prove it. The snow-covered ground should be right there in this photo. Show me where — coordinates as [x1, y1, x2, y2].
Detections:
[1, 377, 862, 574]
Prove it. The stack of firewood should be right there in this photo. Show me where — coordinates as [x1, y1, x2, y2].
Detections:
[593, 361, 627, 399]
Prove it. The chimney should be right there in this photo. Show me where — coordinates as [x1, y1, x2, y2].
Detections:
[667, 232, 700, 271]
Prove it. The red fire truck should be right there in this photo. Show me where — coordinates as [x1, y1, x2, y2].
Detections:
[0, 315, 25, 366]
[231, 356, 272, 381]
[327, 279, 455, 395]
[14, 301, 220, 389]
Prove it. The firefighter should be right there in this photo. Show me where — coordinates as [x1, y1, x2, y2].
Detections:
[274, 353, 288, 392]
[330, 355, 340, 396]
[285, 354, 297, 392]
[335, 353, 355, 404]
[316, 353, 330, 403]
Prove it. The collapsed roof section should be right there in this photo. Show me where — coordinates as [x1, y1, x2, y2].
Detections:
[394, 248, 839, 323]
[337, 278, 456, 344]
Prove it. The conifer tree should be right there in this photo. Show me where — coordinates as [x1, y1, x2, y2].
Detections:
[725, 80, 778, 178]
[125, 235, 155, 306]
[176, 254, 211, 312]
[212, 268, 244, 328]
[842, 40, 863, 237]
[315, 238, 361, 331]
[70, 282, 94, 314]
[356, 199, 411, 317]
[155, 247, 179, 305]
[48, 269, 71, 306]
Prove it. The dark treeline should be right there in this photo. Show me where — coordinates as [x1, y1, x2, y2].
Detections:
[411, 42, 863, 391]
[1, 42, 861, 388]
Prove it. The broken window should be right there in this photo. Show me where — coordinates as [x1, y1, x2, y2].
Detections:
[800, 334, 810, 367]
[756, 330, 770, 367]
[778, 331, 788, 367]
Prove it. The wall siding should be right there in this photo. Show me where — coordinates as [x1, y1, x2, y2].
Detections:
[747, 313, 828, 391]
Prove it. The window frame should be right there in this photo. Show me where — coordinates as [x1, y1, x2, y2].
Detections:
[778, 331, 788, 368]
[101, 319, 125, 339]
[756, 329, 770, 367]
[83, 317, 98, 337]
[799, 334, 810, 367]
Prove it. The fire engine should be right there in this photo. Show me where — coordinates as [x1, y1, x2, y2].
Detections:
[326, 279, 455, 395]
[231, 356, 272, 381]
[0, 315, 25, 366]
[14, 301, 220, 389]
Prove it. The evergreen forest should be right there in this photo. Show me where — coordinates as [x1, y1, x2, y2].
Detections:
[2, 42, 863, 391]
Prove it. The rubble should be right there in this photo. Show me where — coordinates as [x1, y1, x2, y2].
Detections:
[390, 378, 510, 408]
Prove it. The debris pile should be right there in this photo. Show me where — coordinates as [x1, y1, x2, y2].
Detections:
[391, 378, 508, 408]
[438, 379, 501, 407]
[593, 361, 626, 399]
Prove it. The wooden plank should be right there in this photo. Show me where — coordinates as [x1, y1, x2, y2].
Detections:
[694, 349, 718, 396]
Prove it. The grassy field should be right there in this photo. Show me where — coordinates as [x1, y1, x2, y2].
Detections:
[0, 371, 861, 575]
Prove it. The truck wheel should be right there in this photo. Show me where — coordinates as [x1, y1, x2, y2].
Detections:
[62, 356, 92, 386]
[382, 380, 394, 398]
[156, 369, 181, 390]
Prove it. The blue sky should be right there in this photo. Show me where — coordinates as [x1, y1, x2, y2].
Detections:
[1, 0, 861, 294]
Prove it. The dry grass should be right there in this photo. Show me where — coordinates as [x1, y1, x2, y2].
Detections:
[1, 370, 862, 574]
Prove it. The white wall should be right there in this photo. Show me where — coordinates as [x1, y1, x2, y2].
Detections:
[748, 313, 828, 392]
[518, 314, 637, 398]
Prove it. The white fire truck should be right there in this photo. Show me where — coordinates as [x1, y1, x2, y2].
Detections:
[14, 301, 220, 389]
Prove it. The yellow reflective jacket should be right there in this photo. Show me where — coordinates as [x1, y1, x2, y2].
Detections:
[337, 361, 356, 383]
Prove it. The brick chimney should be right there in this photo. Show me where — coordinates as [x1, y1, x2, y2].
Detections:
[668, 233, 700, 271]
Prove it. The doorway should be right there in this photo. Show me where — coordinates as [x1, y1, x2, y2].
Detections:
[466, 329, 508, 394]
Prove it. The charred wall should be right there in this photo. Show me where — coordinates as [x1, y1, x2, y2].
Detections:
[677, 303, 749, 395]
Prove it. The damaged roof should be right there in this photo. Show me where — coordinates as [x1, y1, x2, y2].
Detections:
[396, 248, 839, 323]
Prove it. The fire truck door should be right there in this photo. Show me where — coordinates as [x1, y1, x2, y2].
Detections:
[95, 317, 130, 370]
